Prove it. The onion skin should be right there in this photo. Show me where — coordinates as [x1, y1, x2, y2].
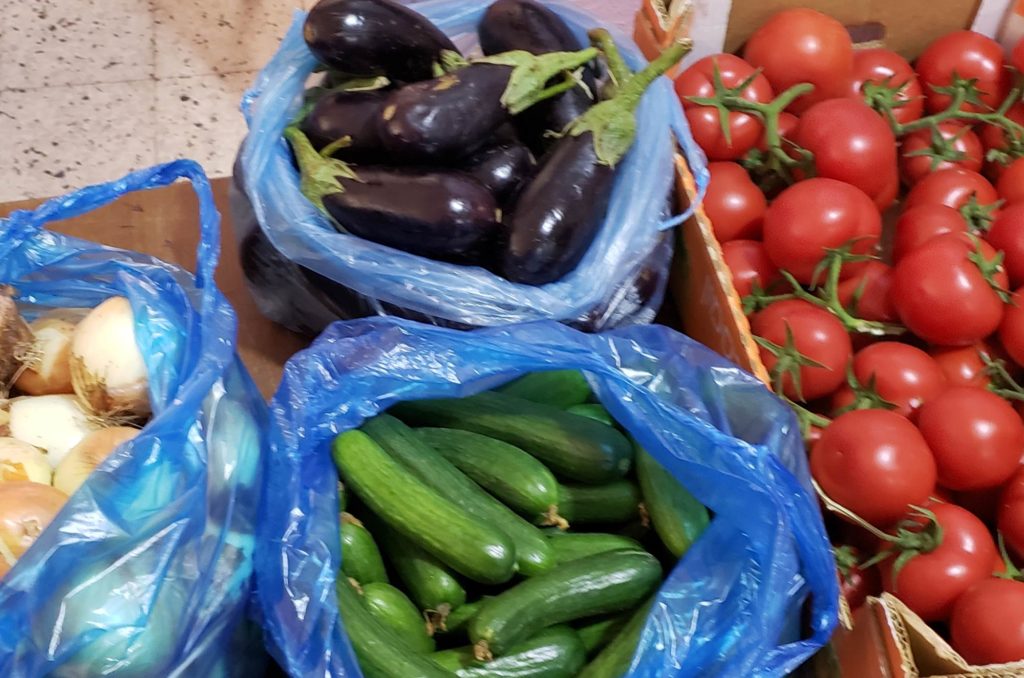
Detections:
[0, 481, 67, 564]
[54, 427, 138, 496]
[15, 318, 75, 396]
[8, 395, 100, 467]
[0, 291, 32, 385]
[0, 437, 52, 485]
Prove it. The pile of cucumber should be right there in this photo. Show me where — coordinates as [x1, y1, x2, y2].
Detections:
[331, 370, 710, 677]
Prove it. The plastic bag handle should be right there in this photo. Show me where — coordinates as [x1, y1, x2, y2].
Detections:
[4, 160, 222, 292]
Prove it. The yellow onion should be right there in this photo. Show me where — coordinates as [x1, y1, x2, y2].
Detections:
[0, 481, 67, 576]
[7, 394, 100, 467]
[53, 427, 138, 496]
[14, 318, 75, 396]
[0, 437, 51, 484]
[0, 291, 32, 385]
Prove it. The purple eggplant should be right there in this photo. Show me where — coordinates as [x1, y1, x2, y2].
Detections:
[300, 89, 388, 161]
[304, 0, 458, 82]
[462, 143, 535, 207]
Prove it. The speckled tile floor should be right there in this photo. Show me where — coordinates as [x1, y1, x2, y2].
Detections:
[0, 0, 634, 202]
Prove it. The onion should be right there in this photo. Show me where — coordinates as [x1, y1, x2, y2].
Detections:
[7, 395, 100, 467]
[0, 289, 32, 386]
[0, 481, 67, 573]
[0, 437, 52, 484]
[14, 318, 75, 396]
[53, 426, 138, 496]
[69, 296, 150, 419]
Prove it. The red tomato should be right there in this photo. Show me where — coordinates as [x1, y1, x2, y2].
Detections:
[917, 386, 1024, 491]
[892, 204, 968, 262]
[703, 162, 767, 242]
[999, 158, 1024, 204]
[951, 578, 1024, 665]
[986, 204, 1024, 286]
[849, 342, 946, 418]
[756, 112, 799, 152]
[890, 233, 1008, 345]
[677, 54, 775, 161]
[999, 287, 1024, 368]
[929, 343, 993, 388]
[900, 123, 983, 185]
[915, 31, 1007, 113]
[904, 168, 999, 211]
[811, 409, 937, 526]
[794, 99, 898, 199]
[979, 102, 1024, 167]
[880, 502, 997, 621]
[836, 545, 881, 611]
[873, 167, 900, 212]
[999, 465, 1024, 559]
[836, 261, 897, 323]
[762, 178, 882, 284]
[721, 239, 779, 298]
[1015, 38, 1024, 72]
[847, 48, 924, 125]
[751, 299, 852, 401]
[742, 8, 854, 113]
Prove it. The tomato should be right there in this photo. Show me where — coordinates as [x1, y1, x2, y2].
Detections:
[677, 54, 775, 161]
[890, 233, 1008, 345]
[750, 299, 852, 401]
[979, 102, 1024, 167]
[1015, 38, 1024, 72]
[999, 465, 1024, 559]
[951, 578, 1024, 664]
[999, 287, 1024, 368]
[836, 545, 881, 611]
[873, 167, 900, 212]
[900, 122, 983, 185]
[892, 204, 968, 262]
[999, 158, 1024, 205]
[762, 178, 882, 284]
[703, 162, 767, 242]
[986, 204, 1024, 286]
[915, 31, 1007, 113]
[721, 239, 779, 298]
[929, 343, 993, 388]
[846, 342, 946, 418]
[836, 261, 897, 323]
[793, 99, 898, 199]
[880, 502, 997, 621]
[847, 48, 924, 125]
[811, 409, 937, 526]
[917, 386, 1024, 491]
[756, 112, 799, 152]
[904, 168, 999, 211]
[742, 8, 854, 114]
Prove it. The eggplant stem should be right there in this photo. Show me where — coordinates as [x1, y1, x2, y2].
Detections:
[588, 28, 632, 87]
[283, 126, 358, 213]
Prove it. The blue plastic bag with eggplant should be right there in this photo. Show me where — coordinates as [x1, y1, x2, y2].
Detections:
[255, 317, 839, 677]
[0, 161, 266, 677]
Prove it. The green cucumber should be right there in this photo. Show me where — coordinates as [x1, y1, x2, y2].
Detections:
[361, 582, 435, 654]
[547, 532, 643, 565]
[340, 513, 388, 585]
[468, 550, 662, 659]
[416, 428, 562, 524]
[431, 626, 587, 677]
[496, 370, 591, 408]
[558, 481, 642, 525]
[363, 415, 555, 576]
[636, 447, 709, 558]
[566, 404, 615, 426]
[392, 392, 633, 484]
[332, 429, 515, 585]
[371, 517, 468, 615]
[577, 600, 653, 678]
[576, 614, 631, 657]
[438, 597, 488, 635]
[335, 577, 451, 678]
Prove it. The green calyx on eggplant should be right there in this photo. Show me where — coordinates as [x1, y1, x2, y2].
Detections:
[303, 0, 459, 82]
[502, 40, 690, 286]
[376, 47, 598, 163]
[284, 126, 503, 264]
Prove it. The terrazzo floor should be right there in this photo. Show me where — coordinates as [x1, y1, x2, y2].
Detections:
[0, 0, 635, 202]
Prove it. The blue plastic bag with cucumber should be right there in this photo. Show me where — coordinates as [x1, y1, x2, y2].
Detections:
[0, 161, 266, 677]
[255, 317, 839, 677]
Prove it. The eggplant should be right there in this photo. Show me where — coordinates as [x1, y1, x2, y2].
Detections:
[286, 127, 502, 264]
[376, 48, 597, 163]
[502, 42, 688, 286]
[462, 143, 535, 207]
[300, 89, 388, 161]
[303, 0, 458, 82]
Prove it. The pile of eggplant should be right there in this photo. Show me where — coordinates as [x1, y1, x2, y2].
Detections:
[291, 0, 687, 286]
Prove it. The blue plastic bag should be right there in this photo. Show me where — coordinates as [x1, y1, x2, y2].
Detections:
[235, 1, 710, 335]
[255, 317, 839, 677]
[0, 161, 266, 677]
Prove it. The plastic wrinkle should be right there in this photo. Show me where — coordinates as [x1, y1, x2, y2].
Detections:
[236, 2, 709, 332]
[0, 161, 267, 678]
[255, 317, 839, 678]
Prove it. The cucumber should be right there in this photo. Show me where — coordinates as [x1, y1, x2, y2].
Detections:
[392, 392, 633, 484]
[577, 600, 653, 678]
[468, 550, 662, 659]
[576, 614, 630, 657]
[333, 429, 515, 585]
[371, 517, 468, 614]
[438, 597, 488, 635]
[361, 582, 435, 654]
[636, 447, 709, 559]
[416, 428, 561, 523]
[496, 370, 591, 408]
[431, 626, 587, 678]
[558, 481, 642, 525]
[363, 415, 555, 577]
[566, 404, 615, 426]
[335, 577, 451, 678]
[340, 513, 389, 585]
[547, 532, 642, 565]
